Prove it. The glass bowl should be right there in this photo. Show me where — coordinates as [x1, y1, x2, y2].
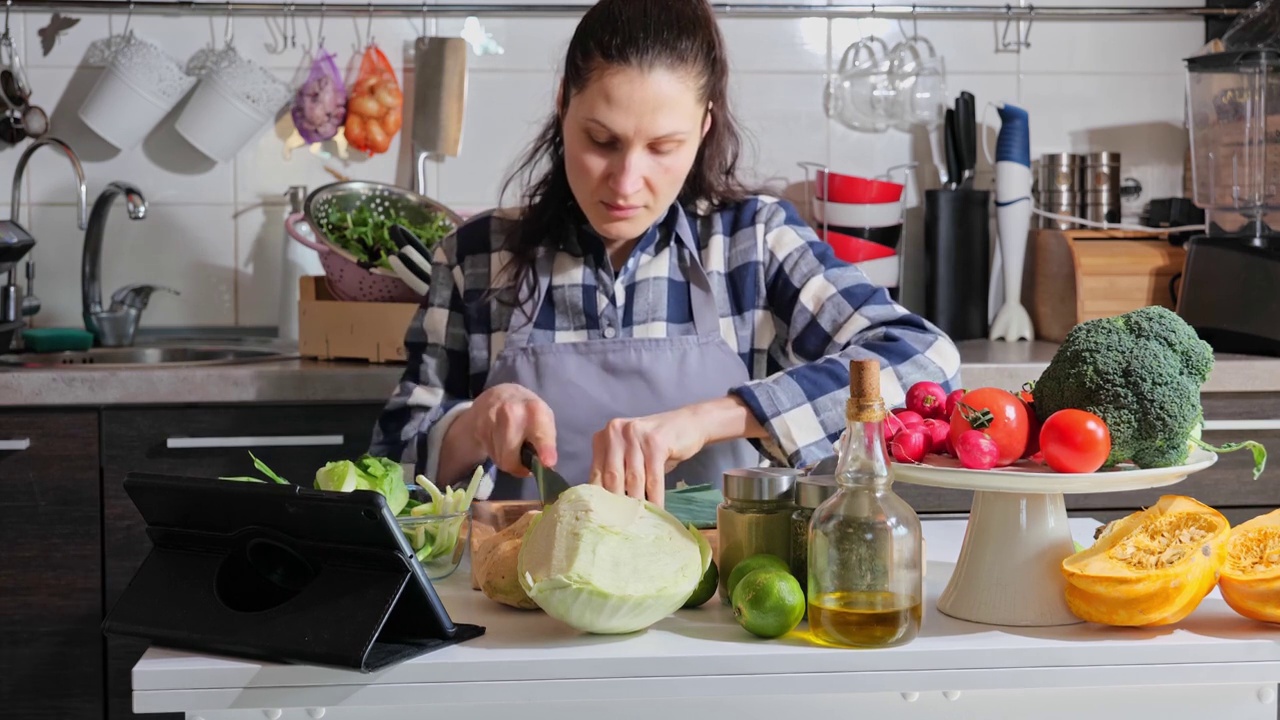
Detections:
[397, 510, 471, 580]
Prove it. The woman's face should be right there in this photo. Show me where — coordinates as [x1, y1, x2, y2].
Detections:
[561, 65, 710, 244]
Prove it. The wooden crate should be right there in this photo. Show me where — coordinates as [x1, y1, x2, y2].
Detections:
[1027, 229, 1187, 343]
[297, 276, 420, 363]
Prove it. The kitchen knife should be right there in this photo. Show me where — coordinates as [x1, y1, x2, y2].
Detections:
[520, 442, 571, 505]
[957, 91, 977, 189]
[944, 107, 961, 190]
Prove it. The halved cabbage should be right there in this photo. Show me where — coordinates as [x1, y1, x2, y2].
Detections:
[517, 484, 711, 634]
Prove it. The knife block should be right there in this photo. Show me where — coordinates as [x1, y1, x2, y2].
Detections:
[102, 473, 484, 673]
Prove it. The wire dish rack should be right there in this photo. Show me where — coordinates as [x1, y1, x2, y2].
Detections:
[798, 160, 918, 293]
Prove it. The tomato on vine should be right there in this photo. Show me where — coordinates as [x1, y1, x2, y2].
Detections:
[948, 387, 1031, 467]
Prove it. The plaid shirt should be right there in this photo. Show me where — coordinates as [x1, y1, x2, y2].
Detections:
[370, 195, 962, 478]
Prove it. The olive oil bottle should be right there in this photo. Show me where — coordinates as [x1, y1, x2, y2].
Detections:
[807, 359, 923, 648]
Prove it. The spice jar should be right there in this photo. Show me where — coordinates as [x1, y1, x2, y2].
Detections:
[716, 467, 799, 605]
[790, 474, 839, 588]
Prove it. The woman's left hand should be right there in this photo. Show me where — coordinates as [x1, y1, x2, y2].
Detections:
[589, 407, 709, 507]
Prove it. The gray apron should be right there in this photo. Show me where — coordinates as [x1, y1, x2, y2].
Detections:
[482, 229, 761, 501]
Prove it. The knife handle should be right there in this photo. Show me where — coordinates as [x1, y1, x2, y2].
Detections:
[520, 442, 537, 472]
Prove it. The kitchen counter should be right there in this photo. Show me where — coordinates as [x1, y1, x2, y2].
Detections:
[2, 340, 1278, 407]
[128, 517, 1280, 720]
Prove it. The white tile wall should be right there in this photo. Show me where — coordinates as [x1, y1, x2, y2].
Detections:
[1, 2, 1207, 329]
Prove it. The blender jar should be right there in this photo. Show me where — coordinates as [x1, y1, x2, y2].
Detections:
[1185, 49, 1280, 225]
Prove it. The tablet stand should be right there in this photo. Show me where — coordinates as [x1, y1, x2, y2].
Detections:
[102, 472, 485, 673]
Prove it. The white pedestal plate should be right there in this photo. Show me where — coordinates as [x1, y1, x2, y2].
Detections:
[891, 448, 1219, 627]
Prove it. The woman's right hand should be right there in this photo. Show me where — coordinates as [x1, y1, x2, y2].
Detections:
[467, 383, 558, 476]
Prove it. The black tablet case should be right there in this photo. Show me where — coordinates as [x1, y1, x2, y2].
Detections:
[102, 472, 485, 673]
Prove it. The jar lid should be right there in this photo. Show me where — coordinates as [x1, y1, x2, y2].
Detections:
[1085, 150, 1121, 165]
[722, 467, 799, 502]
[796, 475, 840, 508]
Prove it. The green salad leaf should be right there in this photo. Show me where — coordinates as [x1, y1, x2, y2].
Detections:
[322, 204, 454, 271]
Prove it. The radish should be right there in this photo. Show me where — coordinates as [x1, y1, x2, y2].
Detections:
[921, 418, 950, 454]
[944, 389, 966, 419]
[891, 409, 925, 431]
[955, 430, 999, 470]
[906, 381, 948, 420]
[891, 429, 929, 464]
[883, 411, 907, 440]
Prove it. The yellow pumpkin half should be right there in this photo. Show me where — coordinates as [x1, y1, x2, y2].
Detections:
[1061, 495, 1230, 627]
[1219, 509, 1280, 624]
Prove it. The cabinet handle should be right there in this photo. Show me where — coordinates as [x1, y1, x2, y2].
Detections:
[0, 438, 30, 451]
[1202, 420, 1280, 432]
[165, 435, 345, 450]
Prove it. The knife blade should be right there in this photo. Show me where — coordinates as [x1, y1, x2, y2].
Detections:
[520, 442, 571, 505]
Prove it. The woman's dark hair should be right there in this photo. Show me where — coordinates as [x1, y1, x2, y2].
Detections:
[494, 0, 751, 305]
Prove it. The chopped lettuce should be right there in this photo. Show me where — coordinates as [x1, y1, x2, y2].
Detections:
[404, 465, 484, 563]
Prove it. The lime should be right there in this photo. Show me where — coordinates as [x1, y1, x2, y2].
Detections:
[683, 559, 719, 608]
[731, 568, 806, 639]
[726, 553, 789, 599]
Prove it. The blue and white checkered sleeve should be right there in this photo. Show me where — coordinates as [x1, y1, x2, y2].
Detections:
[730, 198, 963, 468]
[369, 234, 474, 483]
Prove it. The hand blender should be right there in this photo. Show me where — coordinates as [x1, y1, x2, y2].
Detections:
[988, 103, 1035, 342]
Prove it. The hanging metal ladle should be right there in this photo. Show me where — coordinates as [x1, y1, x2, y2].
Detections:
[0, 2, 49, 145]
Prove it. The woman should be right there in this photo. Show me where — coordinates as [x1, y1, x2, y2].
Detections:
[371, 0, 961, 505]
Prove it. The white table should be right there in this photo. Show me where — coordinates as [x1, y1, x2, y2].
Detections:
[131, 518, 1280, 720]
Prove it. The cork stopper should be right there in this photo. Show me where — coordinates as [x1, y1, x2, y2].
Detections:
[848, 359, 880, 402]
[846, 358, 885, 423]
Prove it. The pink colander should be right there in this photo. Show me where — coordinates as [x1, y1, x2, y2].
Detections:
[285, 180, 464, 303]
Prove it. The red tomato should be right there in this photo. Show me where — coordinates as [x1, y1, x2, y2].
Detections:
[948, 387, 1030, 467]
[1017, 388, 1040, 459]
[1039, 409, 1111, 473]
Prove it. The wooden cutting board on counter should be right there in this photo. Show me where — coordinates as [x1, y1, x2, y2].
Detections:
[1026, 229, 1187, 342]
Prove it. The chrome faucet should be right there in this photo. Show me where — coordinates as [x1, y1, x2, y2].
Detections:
[82, 182, 178, 347]
[3, 137, 88, 332]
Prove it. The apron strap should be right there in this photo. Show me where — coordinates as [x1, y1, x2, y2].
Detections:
[679, 244, 722, 337]
[505, 220, 722, 346]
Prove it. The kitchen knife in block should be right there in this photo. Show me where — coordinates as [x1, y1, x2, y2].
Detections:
[521, 442, 571, 504]
[102, 473, 485, 673]
[412, 36, 468, 196]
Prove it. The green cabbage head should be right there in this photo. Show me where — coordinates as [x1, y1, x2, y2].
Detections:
[517, 484, 712, 634]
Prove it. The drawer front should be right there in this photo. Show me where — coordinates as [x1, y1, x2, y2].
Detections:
[0, 410, 103, 720]
[102, 403, 386, 480]
[102, 403, 385, 720]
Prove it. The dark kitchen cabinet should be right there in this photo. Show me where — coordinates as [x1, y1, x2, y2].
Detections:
[0, 410, 103, 720]
[100, 402, 385, 720]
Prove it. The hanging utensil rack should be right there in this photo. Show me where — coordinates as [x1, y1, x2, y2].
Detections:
[0, 1, 1246, 20]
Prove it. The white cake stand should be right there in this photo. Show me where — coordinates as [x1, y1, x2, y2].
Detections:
[891, 448, 1219, 627]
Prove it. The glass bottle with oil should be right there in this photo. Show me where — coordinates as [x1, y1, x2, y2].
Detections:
[807, 358, 923, 648]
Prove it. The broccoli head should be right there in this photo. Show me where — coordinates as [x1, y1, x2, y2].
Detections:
[1033, 306, 1214, 469]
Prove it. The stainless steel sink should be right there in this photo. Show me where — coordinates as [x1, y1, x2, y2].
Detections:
[0, 343, 298, 369]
